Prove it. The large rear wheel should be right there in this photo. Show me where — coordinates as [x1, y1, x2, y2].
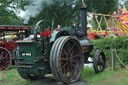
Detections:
[50, 36, 84, 84]
[0, 47, 12, 71]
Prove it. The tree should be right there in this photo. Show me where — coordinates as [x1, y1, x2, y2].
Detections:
[0, 0, 23, 25]
[27, 0, 81, 28]
[85, 0, 118, 14]
[125, 0, 128, 9]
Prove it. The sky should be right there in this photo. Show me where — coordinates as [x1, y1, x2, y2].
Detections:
[119, 0, 126, 4]
[19, 0, 127, 18]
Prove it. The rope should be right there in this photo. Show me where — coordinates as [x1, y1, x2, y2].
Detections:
[113, 49, 128, 70]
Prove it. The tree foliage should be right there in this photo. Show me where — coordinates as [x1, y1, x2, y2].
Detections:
[0, 0, 23, 25]
[28, 0, 82, 28]
[0, 0, 119, 26]
[125, 0, 128, 9]
[85, 0, 118, 14]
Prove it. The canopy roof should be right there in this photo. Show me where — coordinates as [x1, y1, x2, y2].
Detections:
[0, 25, 30, 30]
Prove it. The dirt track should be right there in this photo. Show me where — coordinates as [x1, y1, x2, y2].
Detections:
[29, 77, 88, 85]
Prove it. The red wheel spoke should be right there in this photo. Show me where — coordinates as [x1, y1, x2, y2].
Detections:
[3, 61, 9, 64]
[70, 50, 74, 57]
[0, 51, 5, 58]
[70, 65, 73, 78]
[66, 64, 70, 73]
[71, 64, 78, 69]
[0, 48, 11, 71]
[0, 54, 2, 58]
[2, 54, 9, 59]
[5, 53, 9, 58]
[72, 54, 79, 58]
[72, 60, 78, 63]
[60, 58, 67, 61]
[70, 44, 76, 51]
[2, 60, 8, 64]
[64, 66, 66, 76]
[63, 49, 68, 56]
[69, 44, 76, 56]
[62, 63, 68, 69]
[2, 56, 8, 59]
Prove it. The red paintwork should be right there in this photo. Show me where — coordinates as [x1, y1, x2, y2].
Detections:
[0, 40, 4, 47]
[4, 42, 18, 50]
[88, 33, 96, 40]
[0, 26, 30, 30]
[88, 31, 108, 40]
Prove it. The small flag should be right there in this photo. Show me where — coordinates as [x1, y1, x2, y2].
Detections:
[82, 0, 86, 7]
[118, 4, 122, 15]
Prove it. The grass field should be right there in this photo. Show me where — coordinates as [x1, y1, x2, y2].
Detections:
[0, 66, 128, 85]
[83, 67, 128, 85]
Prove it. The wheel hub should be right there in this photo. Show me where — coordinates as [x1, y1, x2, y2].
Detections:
[69, 57, 73, 63]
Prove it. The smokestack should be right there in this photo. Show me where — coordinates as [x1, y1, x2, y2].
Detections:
[80, 7, 87, 37]
[24, 24, 28, 26]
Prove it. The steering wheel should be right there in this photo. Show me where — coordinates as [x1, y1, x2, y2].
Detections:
[33, 20, 52, 40]
[34, 20, 52, 54]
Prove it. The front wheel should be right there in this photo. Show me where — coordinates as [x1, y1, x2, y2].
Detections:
[93, 50, 106, 73]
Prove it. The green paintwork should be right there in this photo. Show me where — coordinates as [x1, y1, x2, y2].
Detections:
[16, 30, 70, 78]
[63, 27, 71, 31]
[16, 40, 51, 76]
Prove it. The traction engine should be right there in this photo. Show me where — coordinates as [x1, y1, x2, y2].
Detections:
[0, 25, 30, 71]
[15, 6, 106, 84]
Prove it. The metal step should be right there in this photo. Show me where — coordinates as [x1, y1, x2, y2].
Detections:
[18, 62, 34, 65]
[13, 58, 24, 60]
[17, 65, 33, 68]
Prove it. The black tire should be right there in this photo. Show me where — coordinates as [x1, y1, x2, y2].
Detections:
[50, 36, 84, 84]
[93, 50, 106, 73]
[16, 68, 45, 80]
[16, 68, 29, 79]
[26, 74, 45, 80]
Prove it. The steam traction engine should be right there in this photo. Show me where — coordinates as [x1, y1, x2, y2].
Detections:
[0, 25, 30, 71]
[15, 7, 106, 83]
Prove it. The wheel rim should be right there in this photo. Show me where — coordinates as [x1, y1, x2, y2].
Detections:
[93, 50, 106, 73]
[50, 36, 84, 83]
[97, 53, 106, 72]
[60, 39, 83, 81]
[0, 47, 11, 71]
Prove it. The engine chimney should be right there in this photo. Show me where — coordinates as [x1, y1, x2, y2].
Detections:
[80, 7, 87, 37]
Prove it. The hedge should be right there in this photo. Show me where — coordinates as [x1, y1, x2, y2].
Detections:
[91, 36, 128, 66]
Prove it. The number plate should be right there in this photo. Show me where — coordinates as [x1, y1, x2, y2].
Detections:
[22, 53, 32, 56]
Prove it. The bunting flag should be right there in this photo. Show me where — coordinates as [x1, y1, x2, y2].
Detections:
[82, 0, 86, 7]
[118, 4, 122, 15]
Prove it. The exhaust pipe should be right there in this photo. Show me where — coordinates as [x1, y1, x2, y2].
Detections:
[80, 7, 87, 37]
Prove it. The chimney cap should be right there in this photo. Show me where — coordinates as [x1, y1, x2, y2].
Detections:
[80, 7, 87, 10]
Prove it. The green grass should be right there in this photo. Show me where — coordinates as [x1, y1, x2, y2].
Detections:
[0, 66, 128, 85]
[0, 66, 30, 85]
[82, 67, 128, 85]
